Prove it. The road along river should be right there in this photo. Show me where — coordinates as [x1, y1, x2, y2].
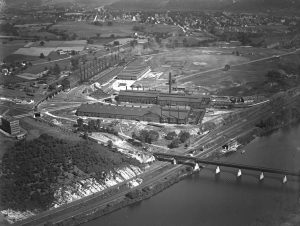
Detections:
[84, 122, 300, 226]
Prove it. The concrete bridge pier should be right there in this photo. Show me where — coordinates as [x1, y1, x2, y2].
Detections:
[172, 158, 177, 165]
[193, 163, 200, 171]
[283, 175, 287, 184]
[259, 172, 264, 181]
[216, 166, 221, 174]
[237, 169, 242, 178]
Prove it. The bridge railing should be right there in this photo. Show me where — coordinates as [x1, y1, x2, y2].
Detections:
[153, 152, 300, 177]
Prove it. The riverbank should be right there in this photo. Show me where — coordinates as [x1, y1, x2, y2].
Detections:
[53, 166, 195, 226]
[237, 119, 300, 149]
[52, 118, 300, 226]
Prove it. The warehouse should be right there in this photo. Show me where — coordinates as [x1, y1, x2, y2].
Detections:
[117, 59, 151, 80]
[76, 103, 161, 122]
[157, 94, 210, 108]
[117, 90, 159, 104]
[117, 90, 210, 108]
[76, 103, 204, 124]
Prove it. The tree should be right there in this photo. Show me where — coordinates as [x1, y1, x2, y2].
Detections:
[40, 53, 45, 59]
[148, 130, 159, 142]
[183, 38, 188, 47]
[165, 131, 177, 140]
[138, 130, 149, 143]
[52, 64, 61, 75]
[61, 79, 70, 90]
[82, 131, 89, 139]
[87, 39, 94, 44]
[168, 138, 181, 149]
[70, 57, 79, 70]
[113, 40, 120, 46]
[179, 131, 190, 143]
[224, 64, 230, 71]
[107, 140, 113, 148]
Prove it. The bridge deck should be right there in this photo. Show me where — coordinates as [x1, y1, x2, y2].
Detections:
[153, 152, 300, 177]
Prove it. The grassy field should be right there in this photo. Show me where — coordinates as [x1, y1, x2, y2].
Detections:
[50, 21, 182, 39]
[141, 46, 291, 95]
[50, 21, 136, 38]
[0, 40, 28, 61]
[0, 40, 42, 62]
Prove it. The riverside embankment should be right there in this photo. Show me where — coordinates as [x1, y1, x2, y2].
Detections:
[84, 122, 300, 226]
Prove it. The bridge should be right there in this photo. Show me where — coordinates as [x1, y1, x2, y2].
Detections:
[153, 152, 300, 183]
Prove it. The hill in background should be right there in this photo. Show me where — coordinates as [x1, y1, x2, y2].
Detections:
[108, 0, 300, 11]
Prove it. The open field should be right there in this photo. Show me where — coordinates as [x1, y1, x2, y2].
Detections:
[50, 21, 182, 39]
[50, 21, 136, 38]
[140, 47, 293, 95]
[0, 40, 29, 61]
[14, 47, 56, 57]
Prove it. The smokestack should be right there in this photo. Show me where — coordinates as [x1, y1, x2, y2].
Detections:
[169, 72, 172, 94]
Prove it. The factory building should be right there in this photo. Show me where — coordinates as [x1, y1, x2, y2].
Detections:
[117, 90, 159, 104]
[1, 116, 20, 135]
[76, 103, 161, 122]
[117, 59, 151, 80]
[157, 94, 210, 108]
[76, 103, 204, 124]
[117, 90, 210, 109]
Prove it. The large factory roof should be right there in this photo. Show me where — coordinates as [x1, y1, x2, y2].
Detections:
[161, 109, 189, 120]
[119, 90, 160, 98]
[119, 90, 209, 101]
[158, 94, 206, 102]
[77, 103, 161, 116]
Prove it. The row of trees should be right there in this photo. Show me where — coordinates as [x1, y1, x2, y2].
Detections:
[256, 107, 300, 131]
[166, 131, 190, 149]
[132, 130, 159, 144]
[76, 118, 119, 136]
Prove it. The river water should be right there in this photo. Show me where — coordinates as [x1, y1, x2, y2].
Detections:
[84, 124, 300, 226]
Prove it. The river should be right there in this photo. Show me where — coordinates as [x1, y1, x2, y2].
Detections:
[83, 124, 300, 226]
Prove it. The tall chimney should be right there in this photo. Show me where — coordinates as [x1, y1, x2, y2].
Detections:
[169, 72, 172, 94]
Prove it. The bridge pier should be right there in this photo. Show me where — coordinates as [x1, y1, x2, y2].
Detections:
[259, 172, 264, 181]
[283, 175, 287, 184]
[216, 166, 220, 174]
[237, 169, 242, 178]
[193, 163, 200, 171]
[172, 158, 177, 165]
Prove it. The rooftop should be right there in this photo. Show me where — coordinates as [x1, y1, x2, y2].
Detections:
[1, 116, 19, 122]
[77, 103, 161, 116]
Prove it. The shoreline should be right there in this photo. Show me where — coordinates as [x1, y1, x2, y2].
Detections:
[53, 167, 195, 226]
[10, 119, 300, 226]
[59, 120, 300, 226]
